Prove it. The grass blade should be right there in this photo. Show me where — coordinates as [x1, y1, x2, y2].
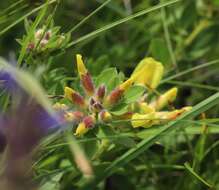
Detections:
[0, 0, 57, 36]
[184, 162, 213, 188]
[66, 0, 181, 48]
[68, 0, 112, 33]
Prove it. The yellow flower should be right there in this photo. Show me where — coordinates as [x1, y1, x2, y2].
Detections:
[131, 57, 164, 89]
[64, 87, 86, 107]
[151, 87, 178, 110]
[119, 77, 134, 91]
[155, 106, 192, 121]
[64, 87, 75, 100]
[75, 122, 89, 136]
[76, 54, 87, 77]
[131, 112, 155, 128]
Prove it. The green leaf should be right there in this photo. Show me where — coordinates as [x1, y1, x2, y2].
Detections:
[124, 85, 145, 103]
[95, 67, 121, 91]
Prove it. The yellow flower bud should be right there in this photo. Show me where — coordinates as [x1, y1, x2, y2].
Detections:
[64, 87, 75, 100]
[131, 57, 164, 89]
[151, 87, 178, 110]
[75, 122, 89, 136]
[76, 54, 87, 76]
[119, 77, 134, 91]
[131, 112, 155, 128]
[98, 110, 112, 122]
[64, 87, 86, 107]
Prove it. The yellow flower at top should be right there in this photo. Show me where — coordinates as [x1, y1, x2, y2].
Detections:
[76, 54, 87, 77]
[131, 57, 164, 89]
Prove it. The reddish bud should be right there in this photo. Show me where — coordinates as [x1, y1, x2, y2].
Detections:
[27, 43, 35, 51]
[96, 85, 106, 100]
[81, 73, 95, 96]
[64, 87, 86, 108]
[83, 116, 95, 129]
[105, 88, 123, 107]
[72, 93, 86, 107]
[93, 102, 103, 112]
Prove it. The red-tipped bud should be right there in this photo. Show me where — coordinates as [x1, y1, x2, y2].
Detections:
[64, 111, 84, 122]
[83, 115, 96, 129]
[92, 102, 103, 112]
[76, 54, 95, 96]
[81, 73, 95, 96]
[27, 42, 35, 51]
[98, 110, 112, 122]
[104, 88, 123, 107]
[96, 84, 106, 100]
[64, 87, 86, 108]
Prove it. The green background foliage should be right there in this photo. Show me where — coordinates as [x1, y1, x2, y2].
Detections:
[0, 0, 219, 189]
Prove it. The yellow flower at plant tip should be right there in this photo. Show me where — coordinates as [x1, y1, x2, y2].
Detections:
[131, 112, 156, 128]
[76, 54, 87, 76]
[75, 122, 89, 136]
[151, 87, 178, 110]
[131, 57, 164, 89]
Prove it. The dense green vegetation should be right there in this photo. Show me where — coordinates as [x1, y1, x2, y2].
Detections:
[0, 0, 219, 189]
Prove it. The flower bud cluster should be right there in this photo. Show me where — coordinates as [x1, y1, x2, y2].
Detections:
[54, 55, 192, 136]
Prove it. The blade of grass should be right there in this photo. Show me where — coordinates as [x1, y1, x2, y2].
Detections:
[82, 92, 219, 189]
[0, 0, 57, 36]
[167, 80, 219, 91]
[161, 7, 177, 69]
[0, 0, 25, 17]
[66, 0, 181, 48]
[161, 59, 219, 83]
[68, 0, 112, 33]
[184, 162, 213, 188]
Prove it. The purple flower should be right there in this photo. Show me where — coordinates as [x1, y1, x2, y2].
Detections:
[0, 68, 62, 190]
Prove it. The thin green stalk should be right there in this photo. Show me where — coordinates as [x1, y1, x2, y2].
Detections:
[0, 0, 57, 36]
[161, 7, 177, 69]
[184, 162, 213, 188]
[66, 0, 181, 48]
[68, 0, 112, 33]
[161, 59, 219, 83]
[167, 80, 219, 91]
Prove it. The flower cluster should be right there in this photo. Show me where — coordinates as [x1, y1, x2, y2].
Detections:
[55, 55, 192, 136]
[18, 25, 70, 54]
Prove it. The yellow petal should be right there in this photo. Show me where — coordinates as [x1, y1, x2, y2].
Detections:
[131, 113, 155, 128]
[131, 57, 164, 89]
[152, 87, 178, 110]
[75, 122, 89, 136]
[64, 87, 75, 100]
[119, 77, 134, 91]
[76, 54, 87, 76]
